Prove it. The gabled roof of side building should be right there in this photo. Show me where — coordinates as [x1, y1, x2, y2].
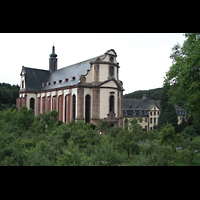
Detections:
[22, 66, 50, 92]
[123, 99, 161, 111]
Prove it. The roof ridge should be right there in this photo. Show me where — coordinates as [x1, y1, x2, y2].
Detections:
[24, 67, 49, 72]
[58, 54, 104, 70]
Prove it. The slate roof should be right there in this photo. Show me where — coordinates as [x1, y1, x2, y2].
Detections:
[23, 66, 50, 92]
[39, 54, 105, 91]
[123, 99, 161, 111]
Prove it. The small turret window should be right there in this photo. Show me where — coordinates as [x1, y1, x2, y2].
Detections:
[109, 66, 114, 76]
[22, 80, 24, 89]
[110, 56, 114, 62]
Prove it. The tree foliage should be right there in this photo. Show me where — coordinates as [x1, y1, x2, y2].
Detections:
[165, 33, 200, 124]
[0, 82, 19, 111]
[158, 83, 178, 131]
[0, 106, 199, 166]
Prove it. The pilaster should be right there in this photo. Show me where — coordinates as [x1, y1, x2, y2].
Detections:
[77, 87, 84, 120]
[92, 88, 100, 126]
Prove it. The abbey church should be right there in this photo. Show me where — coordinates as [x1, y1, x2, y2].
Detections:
[16, 46, 124, 127]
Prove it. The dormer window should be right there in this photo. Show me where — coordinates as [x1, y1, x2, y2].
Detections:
[47, 82, 51, 86]
[64, 78, 68, 82]
[52, 81, 56, 85]
[58, 80, 62, 84]
[71, 77, 75, 81]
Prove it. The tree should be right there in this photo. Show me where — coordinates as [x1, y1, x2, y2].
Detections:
[165, 33, 200, 124]
[17, 106, 35, 131]
[97, 119, 111, 135]
[179, 136, 200, 164]
[159, 123, 181, 149]
[181, 126, 197, 140]
[116, 119, 146, 157]
[158, 83, 178, 131]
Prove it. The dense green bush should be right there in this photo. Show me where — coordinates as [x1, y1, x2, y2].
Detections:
[0, 106, 199, 166]
[181, 126, 197, 140]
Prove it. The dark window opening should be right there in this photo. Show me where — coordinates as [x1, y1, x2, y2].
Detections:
[109, 95, 114, 112]
[30, 98, 35, 113]
[71, 77, 75, 81]
[110, 66, 114, 76]
[110, 124, 114, 127]
[73, 95, 76, 120]
[22, 80, 24, 89]
[85, 95, 91, 123]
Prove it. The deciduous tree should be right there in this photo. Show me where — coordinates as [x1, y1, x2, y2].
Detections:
[165, 33, 200, 124]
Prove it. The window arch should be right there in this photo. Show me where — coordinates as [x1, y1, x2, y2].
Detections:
[72, 94, 76, 120]
[85, 94, 91, 123]
[30, 98, 35, 113]
[109, 95, 114, 112]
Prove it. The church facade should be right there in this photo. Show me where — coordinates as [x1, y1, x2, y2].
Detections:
[16, 46, 124, 127]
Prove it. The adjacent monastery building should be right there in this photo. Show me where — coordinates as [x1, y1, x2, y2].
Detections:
[123, 94, 187, 131]
[16, 46, 124, 127]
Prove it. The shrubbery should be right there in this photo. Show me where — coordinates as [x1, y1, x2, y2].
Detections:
[0, 106, 199, 166]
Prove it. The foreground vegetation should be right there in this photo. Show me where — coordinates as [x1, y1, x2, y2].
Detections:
[0, 106, 200, 166]
[0, 83, 19, 111]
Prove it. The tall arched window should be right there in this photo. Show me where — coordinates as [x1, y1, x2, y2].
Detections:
[30, 98, 35, 113]
[109, 95, 114, 112]
[73, 95, 76, 120]
[85, 95, 91, 123]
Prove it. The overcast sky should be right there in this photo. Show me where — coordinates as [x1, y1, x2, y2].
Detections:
[0, 33, 186, 95]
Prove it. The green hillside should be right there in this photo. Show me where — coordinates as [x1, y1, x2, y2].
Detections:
[123, 87, 163, 100]
[0, 83, 20, 111]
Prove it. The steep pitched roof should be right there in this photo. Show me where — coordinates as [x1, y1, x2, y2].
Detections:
[123, 99, 161, 111]
[23, 67, 50, 92]
[39, 54, 105, 91]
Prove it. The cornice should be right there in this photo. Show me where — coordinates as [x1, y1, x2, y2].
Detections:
[90, 60, 120, 68]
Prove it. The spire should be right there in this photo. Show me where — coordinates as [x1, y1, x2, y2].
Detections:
[49, 45, 58, 72]
[50, 44, 57, 58]
[52, 43, 55, 54]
